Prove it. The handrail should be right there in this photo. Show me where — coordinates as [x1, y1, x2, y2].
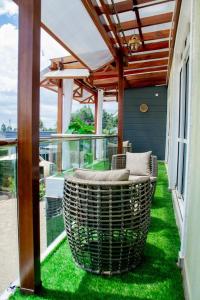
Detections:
[0, 134, 117, 146]
[0, 139, 17, 146]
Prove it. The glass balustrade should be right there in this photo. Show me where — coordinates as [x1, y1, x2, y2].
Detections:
[0, 135, 117, 294]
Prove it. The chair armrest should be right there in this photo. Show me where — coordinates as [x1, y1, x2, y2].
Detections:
[111, 154, 126, 170]
[150, 155, 158, 178]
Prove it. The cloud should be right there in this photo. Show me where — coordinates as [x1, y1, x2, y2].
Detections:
[0, 21, 68, 128]
[0, 0, 18, 16]
[0, 23, 18, 94]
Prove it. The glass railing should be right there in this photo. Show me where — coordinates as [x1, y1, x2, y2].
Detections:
[0, 135, 117, 294]
[0, 142, 18, 294]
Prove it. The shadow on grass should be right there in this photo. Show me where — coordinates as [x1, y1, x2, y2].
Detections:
[38, 285, 147, 300]
[149, 216, 173, 232]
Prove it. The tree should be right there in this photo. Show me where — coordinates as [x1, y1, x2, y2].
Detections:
[71, 106, 94, 124]
[102, 110, 118, 134]
[67, 118, 94, 134]
[1, 123, 6, 133]
[39, 120, 45, 131]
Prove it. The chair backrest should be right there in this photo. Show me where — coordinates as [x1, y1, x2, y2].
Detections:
[111, 154, 158, 178]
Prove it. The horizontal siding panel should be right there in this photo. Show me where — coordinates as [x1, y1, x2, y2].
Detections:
[123, 86, 167, 159]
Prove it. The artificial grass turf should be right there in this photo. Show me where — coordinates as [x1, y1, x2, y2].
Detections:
[11, 162, 184, 300]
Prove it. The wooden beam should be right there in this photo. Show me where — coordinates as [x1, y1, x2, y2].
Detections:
[133, 0, 145, 47]
[81, 0, 117, 58]
[127, 78, 166, 88]
[126, 71, 167, 81]
[128, 50, 169, 62]
[125, 40, 169, 53]
[99, 0, 125, 53]
[167, 0, 182, 81]
[93, 65, 167, 79]
[112, 29, 170, 44]
[18, 0, 41, 293]
[126, 58, 168, 69]
[125, 66, 168, 75]
[117, 54, 124, 154]
[105, 12, 173, 32]
[96, 0, 155, 15]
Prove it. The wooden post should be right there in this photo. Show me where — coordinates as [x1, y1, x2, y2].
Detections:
[18, 0, 41, 293]
[57, 79, 63, 173]
[117, 54, 124, 154]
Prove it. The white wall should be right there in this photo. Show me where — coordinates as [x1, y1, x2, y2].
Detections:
[167, 0, 200, 299]
[181, 0, 200, 299]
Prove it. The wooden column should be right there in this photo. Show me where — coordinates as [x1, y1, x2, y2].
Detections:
[57, 79, 63, 173]
[117, 54, 124, 154]
[18, 0, 41, 293]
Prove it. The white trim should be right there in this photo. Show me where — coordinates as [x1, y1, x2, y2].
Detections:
[182, 258, 192, 300]
[172, 189, 183, 236]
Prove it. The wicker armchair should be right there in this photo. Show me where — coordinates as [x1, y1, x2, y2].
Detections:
[63, 176, 152, 275]
[111, 154, 158, 198]
[108, 142, 132, 166]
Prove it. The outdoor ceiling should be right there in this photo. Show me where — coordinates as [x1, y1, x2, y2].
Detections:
[91, 0, 176, 89]
[41, 0, 179, 101]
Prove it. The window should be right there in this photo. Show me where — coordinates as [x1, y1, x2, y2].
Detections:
[176, 56, 190, 200]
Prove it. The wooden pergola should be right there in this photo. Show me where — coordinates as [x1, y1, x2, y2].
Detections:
[14, 0, 181, 294]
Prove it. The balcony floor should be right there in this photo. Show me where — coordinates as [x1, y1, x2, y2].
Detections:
[11, 163, 184, 300]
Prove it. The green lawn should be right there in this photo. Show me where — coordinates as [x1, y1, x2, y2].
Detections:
[11, 162, 184, 300]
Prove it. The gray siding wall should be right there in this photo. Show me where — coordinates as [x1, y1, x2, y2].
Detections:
[123, 86, 167, 160]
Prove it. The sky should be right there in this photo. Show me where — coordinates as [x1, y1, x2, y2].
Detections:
[0, 0, 117, 130]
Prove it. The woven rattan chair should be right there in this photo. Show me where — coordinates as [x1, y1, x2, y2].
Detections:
[63, 176, 152, 275]
[108, 142, 132, 166]
[111, 154, 158, 198]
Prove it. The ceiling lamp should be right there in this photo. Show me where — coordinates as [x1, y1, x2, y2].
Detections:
[128, 34, 141, 51]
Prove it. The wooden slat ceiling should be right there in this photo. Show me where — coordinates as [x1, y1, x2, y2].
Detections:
[88, 0, 177, 90]
[44, 0, 180, 102]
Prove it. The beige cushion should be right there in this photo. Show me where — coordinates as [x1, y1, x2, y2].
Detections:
[129, 175, 156, 183]
[129, 175, 149, 184]
[123, 140, 129, 147]
[126, 151, 152, 176]
[150, 176, 157, 182]
[74, 169, 130, 181]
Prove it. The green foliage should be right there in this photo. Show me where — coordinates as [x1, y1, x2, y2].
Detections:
[68, 105, 117, 135]
[0, 148, 8, 156]
[67, 118, 94, 134]
[8, 177, 16, 196]
[102, 110, 118, 134]
[71, 105, 94, 124]
[40, 182, 46, 200]
[84, 152, 93, 165]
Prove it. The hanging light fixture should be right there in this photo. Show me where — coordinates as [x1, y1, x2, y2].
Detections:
[128, 34, 141, 51]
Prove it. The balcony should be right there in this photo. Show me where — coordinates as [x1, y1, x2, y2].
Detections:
[6, 160, 183, 299]
[1, 0, 200, 299]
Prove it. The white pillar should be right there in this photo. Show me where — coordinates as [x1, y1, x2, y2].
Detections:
[96, 89, 104, 160]
[62, 79, 74, 170]
[96, 89, 104, 134]
[62, 79, 74, 133]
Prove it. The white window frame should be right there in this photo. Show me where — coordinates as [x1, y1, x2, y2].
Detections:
[175, 38, 190, 220]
